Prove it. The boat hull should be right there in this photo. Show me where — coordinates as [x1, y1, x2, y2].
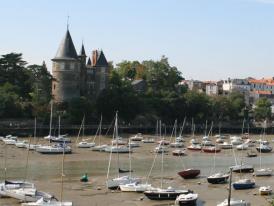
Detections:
[207, 176, 229, 184]
[144, 191, 189, 200]
[233, 183, 255, 190]
[178, 199, 197, 206]
[178, 169, 200, 179]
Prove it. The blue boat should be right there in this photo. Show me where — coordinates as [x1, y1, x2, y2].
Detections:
[233, 179, 255, 190]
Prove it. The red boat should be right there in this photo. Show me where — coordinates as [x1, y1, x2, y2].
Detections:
[202, 146, 221, 153]
[178, 168, 200, 179]
[187, 144, 201, 151]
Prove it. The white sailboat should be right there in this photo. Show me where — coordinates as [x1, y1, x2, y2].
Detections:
[22, 145, 72, 205]
[76, 116, 95, 148]
[254, 120, 272, 176]
[106, 112, 140, 190]
[44, 101, 55, 140]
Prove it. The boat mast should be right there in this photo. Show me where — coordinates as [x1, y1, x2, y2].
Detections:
[228, 168, 233, 206]
[49, 100, 53, 138]
[205, 120, 208, 137]
[160, 120, 164, 189]
[115, 112, 120, 178]
[34, 117, 37, 144]
[60, 145, 65, 203]
[58, 115, 61, 137]
[99, 114, 102, 146]
[75, 116, 84, 144]
[106, 113, 116, 182]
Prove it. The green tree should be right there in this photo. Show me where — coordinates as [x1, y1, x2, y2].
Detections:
[254, 97, 272, 121]
[0, 53, 32, 99]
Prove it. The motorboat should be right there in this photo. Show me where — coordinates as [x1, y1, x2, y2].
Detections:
[253, 168, 272, 176]
[172, 149, 186, 156]
[230, 164, 254, 173]
[219, 142, 233, 149]
[259, 186, 272, 195]
[144, 186, 191, 200]
[230, 136, 243, 145]
[207, 173, 229, 184]
[36, 144, 72, 154]
[106, 176, 141, 190]
[232, 179, 255, 190]
[21, 197, 73, 206]
[256, 144, 272, 153]
[130, 133, 143, 141]
[5, 135, 17, 140]
[217, 199, 250, 206]
[175, 193, 198, 206]
[187, 144, 201, 151]
[119, 182, 153, 192]
[104, 145, 130, 153]
[77, 141, 95, 148]
[170, 142, 184, 148]
[142, 138, 155, 143]
[202, 146, 221, 153]
[178, 169, 200, 179]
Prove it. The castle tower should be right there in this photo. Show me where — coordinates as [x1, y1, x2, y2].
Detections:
[78, 44, 87, 96]
[92, 50, 109, 95]
[52, 29, 80, 102]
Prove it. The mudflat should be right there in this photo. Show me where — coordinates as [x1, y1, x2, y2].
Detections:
[0, 134, 272, 206]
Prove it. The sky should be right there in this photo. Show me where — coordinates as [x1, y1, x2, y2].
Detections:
[1, 0, 274, 80]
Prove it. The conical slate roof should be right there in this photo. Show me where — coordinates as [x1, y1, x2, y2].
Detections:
[53, 30, 78, 60]
[79, 44, 86, 57]
[95, 50, 108, 66]
[87, 57, 91, 66]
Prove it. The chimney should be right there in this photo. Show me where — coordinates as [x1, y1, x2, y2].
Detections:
[92, 50, 98, 66]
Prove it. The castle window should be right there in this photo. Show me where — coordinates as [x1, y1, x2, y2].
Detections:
[53, 84, 56, 90]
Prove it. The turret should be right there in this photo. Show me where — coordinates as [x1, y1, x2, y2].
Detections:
[51, 29, 80, 102]
[78, 43, 87, 96]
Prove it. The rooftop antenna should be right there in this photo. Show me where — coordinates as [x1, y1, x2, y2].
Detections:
[67, 15, 70, 30]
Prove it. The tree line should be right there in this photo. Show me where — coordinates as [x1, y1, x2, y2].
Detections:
[0, 53, 271, 126]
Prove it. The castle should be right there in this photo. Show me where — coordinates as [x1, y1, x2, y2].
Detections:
[52, 29, 109, 102]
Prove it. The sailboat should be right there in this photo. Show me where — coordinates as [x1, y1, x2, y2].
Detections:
[106, 112, 140, 190]
[4, 131, 54, 203]
[119, 139, 152, 192]
[179, 119, 200, 179]
[76, 116, 95, 148]
[44, 101, 55, 140]
[25, 117, 41, 150]
[170, 119, 184, 148]
[230, 136, 254, 173]
[144, 120, 191, 200]
[254, 120, 272, 176]
[175, 193, 198, 206]
[0, 141, 35, 197]
[187, 120, 202, 151]
[207, 129, 229, 184]
[22, 143, 73, 206]
[50, 116, 71, 143]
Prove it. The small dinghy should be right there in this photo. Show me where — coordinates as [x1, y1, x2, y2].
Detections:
[175, 193, 198, 206]
[256, 144, 272, 153]
[259, 186, 272, 195]
[246, 150, 257, 157]
[202, 146, 221, 153]
[253, 168, 272, 176]
[187, 144, 201, 151]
